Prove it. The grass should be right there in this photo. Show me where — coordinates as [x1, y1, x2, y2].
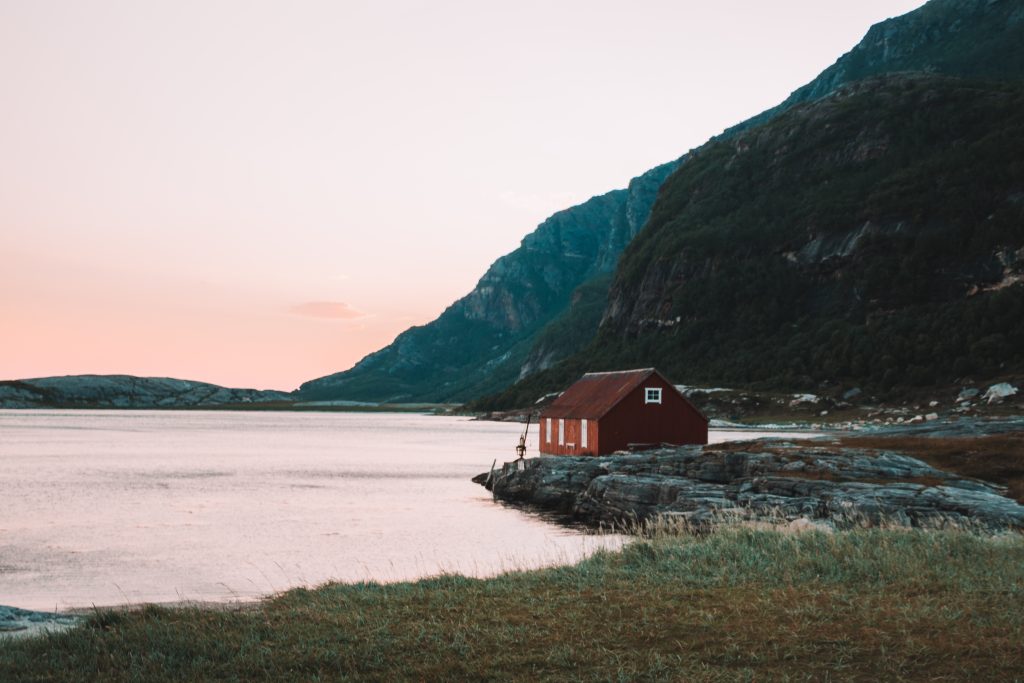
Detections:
[2, 526, 1022, 682]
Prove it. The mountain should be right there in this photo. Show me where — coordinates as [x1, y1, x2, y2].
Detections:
[723, 0, 1024, 138]
[297, 160, 680, 402]
[305, 0, 1024, 406]
[0, 375, 289, 409]
[481, 73, 1024, 408]
[475, 0, 1024, 409]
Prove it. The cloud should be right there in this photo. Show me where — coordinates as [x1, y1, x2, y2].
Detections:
[288, 301, 366, 320]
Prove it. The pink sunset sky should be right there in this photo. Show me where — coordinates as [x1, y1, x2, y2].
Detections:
[1, 0, 924, 391]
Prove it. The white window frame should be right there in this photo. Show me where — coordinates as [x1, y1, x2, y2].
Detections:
[545, 417, 552, 443]
[558, 418, 565, 446]
[645, 387, 663, 405]
[581, 419, 588, 448]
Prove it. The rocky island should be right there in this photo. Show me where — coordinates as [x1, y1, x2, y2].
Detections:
[475, 421, 1024, 531]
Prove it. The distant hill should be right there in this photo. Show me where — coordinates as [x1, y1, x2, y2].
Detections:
[0, 375, 289, 409]
[300, 0, 1024, 406]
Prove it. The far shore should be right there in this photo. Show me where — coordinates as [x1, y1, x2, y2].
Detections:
[0, 401, 462, 414]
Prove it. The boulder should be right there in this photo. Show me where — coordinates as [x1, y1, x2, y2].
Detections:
[957, 387, 980, 402]
[789, 393, 820, 407]
[982, 383, 1019, 404]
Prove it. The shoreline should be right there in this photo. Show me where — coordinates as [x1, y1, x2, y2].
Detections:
[0, 606, 79, 641]
[2, 527, 1022, 680]
[0, 598, 269, 642]
[476, 420, 1024, 530]
[0, 403, 458, 414]
[4, 416, 1021, 645]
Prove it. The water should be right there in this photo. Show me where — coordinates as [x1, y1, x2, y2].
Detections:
[0, 410, 813, 611]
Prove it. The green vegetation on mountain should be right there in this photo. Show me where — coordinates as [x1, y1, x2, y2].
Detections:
[304, 0, 1024, 408]
[477, 74, 1024, 409]
[725, 0, 1024, 137]
[510, 274, 612, 381]
[296, 162, 679, 403]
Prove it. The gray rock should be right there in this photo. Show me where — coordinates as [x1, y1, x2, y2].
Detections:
[0, 605, 78, 639]
[957, 387, 980, 402]
[475, 438, 1024, 531]
[872, 416, 1024, 438]
[982, 382, 1018, 404]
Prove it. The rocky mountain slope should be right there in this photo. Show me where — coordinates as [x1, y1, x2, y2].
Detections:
[723, 0, 1024, 138]
[483, 73, 1024, 408]
[475, 0, 1024, 410]
[305, 0, 1024, 406]
[0, 375, 289, 409]
[297, 160, 680, 403]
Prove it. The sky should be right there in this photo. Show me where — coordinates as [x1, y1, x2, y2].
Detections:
[0, 0, 925, 390]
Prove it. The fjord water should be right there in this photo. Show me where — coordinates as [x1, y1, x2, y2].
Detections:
[0, 411, 792, 611]
[0, 410, 623, 610]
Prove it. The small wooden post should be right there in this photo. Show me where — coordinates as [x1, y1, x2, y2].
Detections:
[487, 458, 497, 500]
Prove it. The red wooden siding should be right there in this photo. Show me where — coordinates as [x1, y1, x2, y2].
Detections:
[538, 368, 707, 456]
[539, 416, 596, 456]
[596, 373, 707, 454]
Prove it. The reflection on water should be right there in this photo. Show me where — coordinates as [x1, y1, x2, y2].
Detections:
[0, 411, 622, 610]
[0, 410, 816, 610]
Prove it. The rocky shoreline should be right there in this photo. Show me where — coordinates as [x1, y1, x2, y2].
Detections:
[0, 606, 79, 640]
[474, 429, 1024, 531]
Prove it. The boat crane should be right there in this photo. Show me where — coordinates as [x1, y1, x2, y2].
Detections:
[515, 414, 532, 459]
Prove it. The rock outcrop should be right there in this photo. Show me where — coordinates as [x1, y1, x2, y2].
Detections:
[0, 375, 289, 409]
[0, 605, 78, 638]
[474, 439, 1024, 530]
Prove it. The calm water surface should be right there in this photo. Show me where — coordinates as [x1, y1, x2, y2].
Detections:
[0, 410, 808, 610]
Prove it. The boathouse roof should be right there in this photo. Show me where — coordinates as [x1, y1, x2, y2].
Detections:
[542, 368, 662, 420]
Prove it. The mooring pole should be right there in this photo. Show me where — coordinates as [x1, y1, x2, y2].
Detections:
[488, 458, 497, 500]
[515, 413, 531, 460]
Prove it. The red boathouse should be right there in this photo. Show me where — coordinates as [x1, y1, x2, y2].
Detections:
[538, 368, 708, 456]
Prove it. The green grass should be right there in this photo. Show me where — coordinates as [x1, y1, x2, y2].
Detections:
[3, 527, 1022, 681]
